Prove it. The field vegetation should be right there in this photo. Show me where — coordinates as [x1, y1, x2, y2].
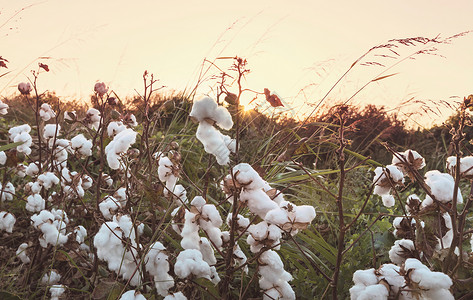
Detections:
[1, 36, 473, 300]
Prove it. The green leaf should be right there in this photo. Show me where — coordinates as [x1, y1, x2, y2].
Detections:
[0, 141, 25, 152]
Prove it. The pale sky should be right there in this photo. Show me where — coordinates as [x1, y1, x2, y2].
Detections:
[1, 0, 473, 126]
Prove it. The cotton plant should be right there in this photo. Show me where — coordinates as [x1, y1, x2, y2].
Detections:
[189, 96, 236, 165]
[85, 108, 101, 130]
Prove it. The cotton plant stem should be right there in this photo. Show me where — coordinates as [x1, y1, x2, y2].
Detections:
[331, 115, 347, 300]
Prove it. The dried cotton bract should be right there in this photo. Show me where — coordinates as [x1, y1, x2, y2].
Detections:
[392, 149, 425, 176]
[189, 97, 236, 165]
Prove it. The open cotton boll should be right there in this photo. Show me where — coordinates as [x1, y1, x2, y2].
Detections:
[94, 219, 142, 286]
[107, 121, 127, 137]
[0, 211, 16, 233]
[43, 124, 61, 140]
[99, 196, 121, 219]
[247, 221, 281, 253]
[424, 170, 463, 204]
[85, 108, 101, 130]
[49, 284, 65, 300]
[0, 151, 6, 165]
[226, 213, 250, 233]
[16, 243, 30, 263]
[174, 249, 212, 280]
[41, 270, 61, 285]
[26, 194, 45, 212]
[199, 204, 223, 248]
[232, 163, 266, 190]
[196, 122, 234, 165]
[119, 290, 147, 300]
[26, 162, 41, 177]
[241, 188, 279, 219]
[145, 242, 174, 296]
[164, 292, 187, 300]
[372, 165, 404, 198]
[377, 264, 404, 295]
[404, 258, 453, 293]
[381, 194, 395, 207]
[157, 155, 178, 196]
[389, 239, 415, 265]
[70, 134, 93, 156]
[258, 250, 295, 300]
[392, 149, 425, 172]
[105, 128, 137, 170]
[0, 100, 9, 115]
[352, 268, 378, 286]
[446, 156, 473, 178]
[438, 213, 453, 249]
[9, 124, 32, 155]
[199, 237, 217, 265]
[38, 172, 59, 190]
[180, 210, 200, 250]
[39, 103, 56, 121]
[189, 96, 233, 130]
[0, 182, 15, 201]
[351, 284, 389, 300]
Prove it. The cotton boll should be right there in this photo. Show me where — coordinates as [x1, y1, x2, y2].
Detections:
[377, 264, 404, 295]
[381, 194, 395, 207]
[43, 124, 61, 140]
[99, 196, 121, 220]
[38, 172, 60, 190]
[114, 188, 128, 206]
[70, 134, 93, 156]
[26, 162, 41, 177]
[16, 243, 30, 263]
[392, 149, 425, 172]
[163, 292, 187, 300]
[0, 182, 15, 201]
[199, 237, 217, 265]
[145, 242, 174, 296]
[107, 121, 126, 137]
[86, 108, 101, 130]
[355, 284, 389, 300]
[105, 128, 137, 170]
[180, 210, 200, 250]
[352, 269, 377, 286]
[41, 270, 61, 285]
[446, 156, 473, 178]
[74, 225, 87, 244]
[247, 221, 281, 253]
[25, 194, 45, 212]
[437, 213, 453, 249]
[232, 163, 266, 190]
[49, 284, 65, 300]
[241, 188, 279, 219]
[82, 175, 93, 190]
[39, 103, 56, 121]
[0, 151, 6, 165]
[119, 290, 147, 300]
[0, 100, 9, 115]
[389, 239, 415, 265]
[196, 122, 233, 165]
[424, 170, 463, 204]
[0, 211, 16, 233]
[10, 125, 32, 155]
[174, 249, 212, 280]
[189, 96, 233, 130]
